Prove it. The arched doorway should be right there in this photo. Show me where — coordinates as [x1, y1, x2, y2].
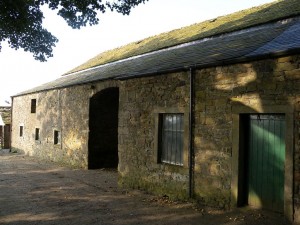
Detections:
[88, 87, 119, 169]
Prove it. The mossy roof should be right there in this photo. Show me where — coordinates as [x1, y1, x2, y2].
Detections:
[15, 16, 300, 97]
[14, 0, 300, 97]
[66, 0, 300, 75]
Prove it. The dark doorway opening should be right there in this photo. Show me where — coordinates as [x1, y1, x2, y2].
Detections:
[238, 114, 285, 212]
[88, 87, 119, 169]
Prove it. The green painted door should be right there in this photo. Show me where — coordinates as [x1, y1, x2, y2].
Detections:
[248, 114, 285, 212]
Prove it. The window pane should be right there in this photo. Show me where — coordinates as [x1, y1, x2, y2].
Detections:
[171, 115, 176, 164]
[54, 130, 60, 145]
[35, 128, 40, 141]
[160, 113, 184, 165]
[31, 99, 37, 113]
[19, 126, 23, 137]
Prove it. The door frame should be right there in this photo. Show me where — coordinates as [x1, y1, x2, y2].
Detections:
[231, 105, 294, 221]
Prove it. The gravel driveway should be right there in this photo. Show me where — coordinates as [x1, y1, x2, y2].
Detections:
[0, 150, 289, 225]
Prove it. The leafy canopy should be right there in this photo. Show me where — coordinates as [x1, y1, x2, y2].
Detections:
[0, 0, 148, 62]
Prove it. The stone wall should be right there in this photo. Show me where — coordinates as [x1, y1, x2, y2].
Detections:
[11, 80, 118, 168]
[11, 54, 300, 221]
[118, 72, 190, 199]
[194, 55, 300, 213]
[118, 54, 300, 219]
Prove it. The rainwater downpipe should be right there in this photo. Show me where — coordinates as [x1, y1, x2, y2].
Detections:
[189, 67, 195, 199]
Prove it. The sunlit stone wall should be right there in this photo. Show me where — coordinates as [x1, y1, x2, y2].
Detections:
[11, 80, 118, 168]
[11, 54, 300, 220]
[194, 55, 300, 211]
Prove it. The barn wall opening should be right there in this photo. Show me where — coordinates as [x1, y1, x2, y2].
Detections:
[88, 87, 119, 169]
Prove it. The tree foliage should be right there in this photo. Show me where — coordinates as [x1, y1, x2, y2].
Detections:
[0, 0, 148, 61]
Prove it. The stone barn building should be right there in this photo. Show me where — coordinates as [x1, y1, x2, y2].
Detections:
[10, 0, 300, 222]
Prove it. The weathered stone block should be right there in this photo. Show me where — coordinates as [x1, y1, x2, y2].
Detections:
[285, 69, 300, 80]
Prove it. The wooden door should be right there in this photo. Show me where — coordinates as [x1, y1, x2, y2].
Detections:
[248, 114, 285, 212]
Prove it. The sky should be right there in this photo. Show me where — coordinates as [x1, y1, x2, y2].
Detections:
[0, 0, 276, 105]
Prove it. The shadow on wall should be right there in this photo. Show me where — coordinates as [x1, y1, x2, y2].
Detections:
[238, 114, 285, 212]
[194, 54, 297, 216]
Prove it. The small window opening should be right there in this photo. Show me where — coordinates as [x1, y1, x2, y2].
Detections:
[159, 113, 184, 166]
[35, 128, 40, 141]
[19, 126, 24, 137]
[31, 99, 37, 113]
[54, 130, 60, 145]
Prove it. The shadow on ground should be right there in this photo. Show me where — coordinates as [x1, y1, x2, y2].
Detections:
[0, 151, 289, 225]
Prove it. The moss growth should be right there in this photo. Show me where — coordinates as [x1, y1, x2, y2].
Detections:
[194, 188, 231, 209]
[67, 0, 300, 75]
[119, 173, 189, 201]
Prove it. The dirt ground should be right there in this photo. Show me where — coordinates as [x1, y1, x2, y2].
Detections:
[0, 149, 291, 225]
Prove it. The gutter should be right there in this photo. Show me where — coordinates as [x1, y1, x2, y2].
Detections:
[189, 67, 195, 198]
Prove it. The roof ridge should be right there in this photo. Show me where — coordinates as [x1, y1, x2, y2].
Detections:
[63, 0, 300, 75]
[67, 17, 294, 77]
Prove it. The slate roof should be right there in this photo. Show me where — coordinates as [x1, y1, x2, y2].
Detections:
[14, 1, 300, 97]
[67, 0, 300, 75]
